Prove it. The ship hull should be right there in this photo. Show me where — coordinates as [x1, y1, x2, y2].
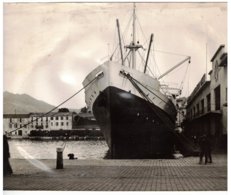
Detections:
[93, 86, 175, 159]
[83, 61, 177, 159]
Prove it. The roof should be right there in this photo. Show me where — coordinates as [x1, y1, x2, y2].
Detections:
[78, 112, 95, 118]
[187, 81, 210, 107]
[3, 112, 75, 118]
[211, 45, 225, 62]
[30, 112, 74, 117]
[219, 53, 227, 67]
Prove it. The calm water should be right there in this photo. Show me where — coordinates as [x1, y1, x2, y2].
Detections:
[8, 139, 109, 159]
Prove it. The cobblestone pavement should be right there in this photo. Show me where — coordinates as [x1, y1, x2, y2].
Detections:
[4, 154, 227, 191]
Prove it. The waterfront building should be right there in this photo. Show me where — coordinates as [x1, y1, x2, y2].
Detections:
[3, 111, 75, 136]
[185, 45, 227, 150]
[3, 114, 30, 136]
[3, 110, 100, 137]
[30, 112, 74, 131]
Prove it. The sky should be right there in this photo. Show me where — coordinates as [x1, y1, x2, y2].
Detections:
[3, 2, 227, 109]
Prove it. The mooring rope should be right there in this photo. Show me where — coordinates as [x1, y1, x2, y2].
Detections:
[8, 76, 99, 134]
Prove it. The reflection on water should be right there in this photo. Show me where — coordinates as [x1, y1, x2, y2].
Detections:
[8, 139, 109, 159]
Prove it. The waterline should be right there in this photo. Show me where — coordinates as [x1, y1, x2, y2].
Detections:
[9, 139, 108, 160]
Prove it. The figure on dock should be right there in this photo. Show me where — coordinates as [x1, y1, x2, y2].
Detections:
[3, 134, 13, 176]
[199, 134, 212, 164]
[205, 135, 212, 164]
[68, 153, 78, 160]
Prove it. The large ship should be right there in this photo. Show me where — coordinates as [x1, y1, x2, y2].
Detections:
[83, 4, 191, 158]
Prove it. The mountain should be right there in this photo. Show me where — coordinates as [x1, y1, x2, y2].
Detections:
[3, 91, 57, 114]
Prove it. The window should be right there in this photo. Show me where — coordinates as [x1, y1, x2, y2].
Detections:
[10, 118, 12, 122]
[19, 118, 22, 122]
[56, 122, 59, 126]
[206, 94, 211, 112]
[56, 116, 59, 120]
[51, 117, 53, 120]
[214, 85, 221, 110]
[66, 122, 69, 126]
[196, 104, 199, 116]
[9, 124, 12, 128]
[201, 99, 204, 114]
[18, 130, 22, 136]
[61, 122, 64, 126]
[66, 116, 68, 120]
[61, 116, 63, 120]
[14, 124, 17, 128]
[214, 60, 219, 81]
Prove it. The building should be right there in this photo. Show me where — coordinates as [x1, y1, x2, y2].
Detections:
[3, 111, 76, 137]
[176, 97, 187, 129]
[30, 112, 74, 131]
[73, 112, 99, 130]
[3, 114, 30, 136]
[185, 45, 227, 151]
[3, 110, 100, 137]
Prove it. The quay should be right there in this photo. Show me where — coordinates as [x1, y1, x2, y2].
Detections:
[4, 154, 227, 191]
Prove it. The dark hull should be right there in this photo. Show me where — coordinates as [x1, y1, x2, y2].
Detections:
[93, 86, 176, 159]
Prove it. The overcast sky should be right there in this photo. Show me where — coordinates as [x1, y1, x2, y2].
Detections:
[3, 2, 227, 109]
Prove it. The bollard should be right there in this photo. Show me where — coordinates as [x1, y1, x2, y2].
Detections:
[56, 147, 64, 169]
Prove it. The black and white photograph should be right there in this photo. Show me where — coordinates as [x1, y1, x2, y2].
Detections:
[3, 2, 227, 191]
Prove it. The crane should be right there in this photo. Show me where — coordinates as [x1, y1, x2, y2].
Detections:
[158, 56, 191, 80]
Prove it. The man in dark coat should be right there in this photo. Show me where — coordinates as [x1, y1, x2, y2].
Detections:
[204, 135, 212, 164]
[199, 134, 212, 164]
[3, 134, 13, 176]
[198, 134, 207, 164]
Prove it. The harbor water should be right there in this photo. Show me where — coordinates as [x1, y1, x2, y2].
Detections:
[8, 139, 109, 159]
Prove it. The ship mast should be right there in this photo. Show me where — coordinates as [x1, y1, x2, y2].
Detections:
[144, 33, 154, 73]
[124, 3, 143, 69]
[132, 3, 136, 69]
[122, 3, 149, 69]
[116, 19, 124, 65]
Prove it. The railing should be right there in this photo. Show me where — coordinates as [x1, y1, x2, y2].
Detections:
[186, 104, 221, 120]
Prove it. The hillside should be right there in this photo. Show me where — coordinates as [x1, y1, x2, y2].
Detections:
[3, 91, 57, 114]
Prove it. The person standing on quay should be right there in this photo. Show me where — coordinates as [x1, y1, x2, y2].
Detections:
[3, 134, 13, 176]
[199, 134, 212, 164]
[199, 134, 206, 164]
[205, 135, 212, 164]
